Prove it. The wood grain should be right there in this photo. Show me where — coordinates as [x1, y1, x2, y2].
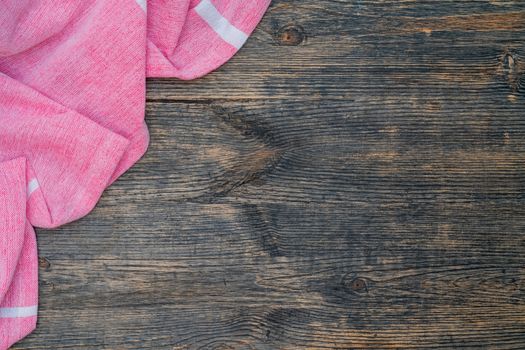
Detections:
[15, 0, 525, 349]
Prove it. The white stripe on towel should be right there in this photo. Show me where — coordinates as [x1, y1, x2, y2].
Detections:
[0, 305, 38, 318]
[135, 0, 147, 12]
[195, 0, 249, 49]
[27, 178, 40, 197]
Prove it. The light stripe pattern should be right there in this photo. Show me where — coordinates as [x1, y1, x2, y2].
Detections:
[27, 178, 40, 197]
[135, 0, 147, 12]
[194, 0, 249, 50]
[0, 306, 38, 318]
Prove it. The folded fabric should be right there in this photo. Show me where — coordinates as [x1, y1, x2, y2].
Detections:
[0, 0, 270, 348]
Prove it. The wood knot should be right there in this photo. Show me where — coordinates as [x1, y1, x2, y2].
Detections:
[503, 52, 516, 72]
[38, 256, 51, 269]
[342, 274, 369, 295]
[276, 25, 305, 46]
[500, 50, 523, 93]
[350, 278, 367, 292]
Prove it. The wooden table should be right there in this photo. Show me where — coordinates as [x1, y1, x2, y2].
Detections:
[16, 1, 525, 349]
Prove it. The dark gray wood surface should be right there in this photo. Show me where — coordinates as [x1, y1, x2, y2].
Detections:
[16, 1, 525, 349]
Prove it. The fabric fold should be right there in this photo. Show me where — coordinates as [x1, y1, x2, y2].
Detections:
[0, 0, 270, 347]
[0, 159, 38, 349]
[146, 0, 271, 79]
[0, 73, 131, 228]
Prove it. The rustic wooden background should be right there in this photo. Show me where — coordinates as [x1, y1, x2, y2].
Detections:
[15, 0, 525, 349]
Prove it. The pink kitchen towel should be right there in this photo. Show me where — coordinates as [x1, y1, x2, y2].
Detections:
[0, 0, 270, 348]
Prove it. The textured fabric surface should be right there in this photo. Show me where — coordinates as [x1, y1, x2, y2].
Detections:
[0, 0, 270, 347]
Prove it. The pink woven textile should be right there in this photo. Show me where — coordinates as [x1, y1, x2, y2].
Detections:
[0, 0, 270, 347]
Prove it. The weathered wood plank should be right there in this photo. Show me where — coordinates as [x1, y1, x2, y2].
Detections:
[24, 202, 525, 349]
[14, 0, 525, 349]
